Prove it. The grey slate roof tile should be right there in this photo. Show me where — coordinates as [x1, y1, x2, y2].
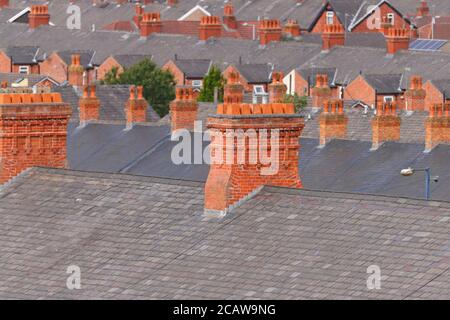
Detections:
[2, 167, 449, 299]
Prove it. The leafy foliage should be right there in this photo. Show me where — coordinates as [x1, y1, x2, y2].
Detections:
[101, 59, 176, 117]
[198, 65, 225, 103]
[283, 93, 308, 112]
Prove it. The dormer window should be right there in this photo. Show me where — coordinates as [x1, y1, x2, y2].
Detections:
[326, 11, 334, 25]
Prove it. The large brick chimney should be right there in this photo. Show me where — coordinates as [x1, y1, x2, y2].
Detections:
[371, 102, 401, 150]
[223, 3, 237, 30]
[386, 28, 410, 55]
[199, 16, 222, 41]
[224, 71, 244, 104]
[319, 99, 348, 146]
[322, 23, 345, 51]
[170, 87, 198, 132]
[259, 20, 282, 46]
[0, 0, 9, 8]
[405, 75, 426, 111]
[268, 71, 287, 103]
[0, 92, 72, 183]
[417, 1, 430, 17]
[29, 5, 50, 29]
[140, 12, 162, 37]
[79, 85, 100, 124]
[133, 3, 144, 27]
[204, 101, 304, 215]
[425, 103, 450, 152]
[312, 74, 331, 108]
[125, 85, 147, 128]
[68, 54, 84, 87]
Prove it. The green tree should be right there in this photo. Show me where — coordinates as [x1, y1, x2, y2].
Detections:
[283, 93, 308, 112]
[101, 58, 176, 117]
[198, 65, 225, 103]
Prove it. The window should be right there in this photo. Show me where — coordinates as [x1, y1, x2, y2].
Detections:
[18, 66, 29, 74]
[192, 80, 202, 87]
[326, 11, 334, 25]
[253, 85, 266, 95]
[383, 96, 394, 103]
[387, 13, 395, 25]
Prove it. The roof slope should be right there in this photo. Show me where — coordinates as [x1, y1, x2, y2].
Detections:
[4, 45, 39, 64]
[173, 59, 211, 78]
[363, 73, 403, 93]
[235, 63, 272, 83]
[0, 167, 449, 299]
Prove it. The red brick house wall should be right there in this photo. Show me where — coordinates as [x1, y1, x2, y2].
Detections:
[0, 51, 12, 73]
[40, 53, 95, 85]
[344, 75, 376, 105]
[163, 60, 185, 86]
[39, 53, 68, 84]
[311, 8, 343, 33]
[351, 3, 411, 33]
[424, 81, 445, 111]
[97, 56, 124, 81]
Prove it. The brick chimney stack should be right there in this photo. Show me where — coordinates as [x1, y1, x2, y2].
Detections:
[224, 71, 244, 103]
[140, 12, 162, 37]
[79, 85, 101, 124]
[425, 103, 450, 152]
[29, 5, 50, 29]
[0, 92, 72, 183]
[170, 87, 198, 132]
[283, 19, 301, 38]
[199, 16, 222, 41]
[322, 23, 345, 51]
[268, 71, 287, 103]
[319, 99, 348, 146]
[223, 3, 237, 29]
[386, 28, 410, 55]
[405, 75, 426, 111]
[372, 102, 401, 150]
[134, 4, 144, 27]
[204, 101, 304, 215]
[125, 85, 147, 128]
[312, 74, 331, 108]
[0, 0, 9, 8]
[68, 54, 84, 87]
[259, 20, 282, 46]
[417, 1, 430, 17]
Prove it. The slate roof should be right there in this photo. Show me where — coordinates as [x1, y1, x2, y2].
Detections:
[0, 167, 449, 299]
[56, 50, 97, 68]
[172, 59, 212, 78]
[300, 45, 450, 88]
[429, 79, 450, 98]
[0, 23, 322, 74]
[4, 46, 40, 64]
[112, 54, 152, 69]
[298, 67, 338, 87]
[363, 74, 403, 94]
[235, 63, 272, 83]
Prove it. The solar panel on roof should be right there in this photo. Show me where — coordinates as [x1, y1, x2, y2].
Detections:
[410, 39, 447, 51]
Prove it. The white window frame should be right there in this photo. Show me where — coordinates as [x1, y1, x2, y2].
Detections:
[253, 85, 266, 95]
[387, 13, 395, 25]
[383, 96, 394, 103]
[326, 11, 334, 25]
[18, 65, 29, 74]
[192, 80, 203, 87]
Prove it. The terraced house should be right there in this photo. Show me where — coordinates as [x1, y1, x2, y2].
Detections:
[0, 0, 449, 301]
